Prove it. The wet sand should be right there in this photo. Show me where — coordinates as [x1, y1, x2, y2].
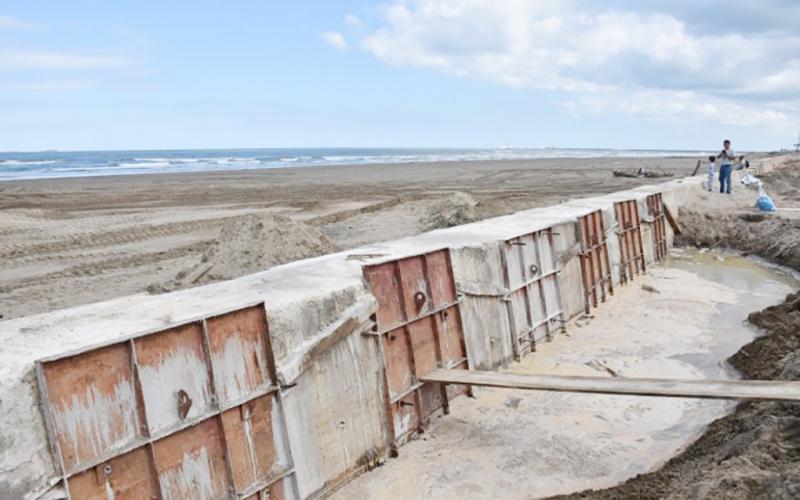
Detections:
[0, 156, 697, 319]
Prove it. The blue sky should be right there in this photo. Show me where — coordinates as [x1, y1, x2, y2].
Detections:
[1, 1, 798, 151]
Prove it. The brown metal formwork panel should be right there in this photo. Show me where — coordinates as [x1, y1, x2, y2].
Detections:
[206, 306, 274, 406]
[578, 210, 613, 312]
[153, 417, 231, 499]
[647, 193, 668, 261]
[501, 228, 567, 359]
[66, 444, 159, 500]
[220, 394, 281, 494]
[614, 200, 646, 284]
[242, 477, 286, 500]
[39, 342, 142, 475]
[363, 249, 470, 453]
[36, 303, 298, 500]
[134, 322, 214, 435]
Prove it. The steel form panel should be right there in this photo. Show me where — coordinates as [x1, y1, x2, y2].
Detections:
[614, 200, 646, 284]
[500, 228, 566, 359]
[363, 249, 471, 455]
[647, 193, 668, 261]
[36, 304, 298, 500]
[578, 210, 613, 312]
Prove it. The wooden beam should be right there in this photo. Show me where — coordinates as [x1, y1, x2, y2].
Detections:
[420, 369, 800, 402]
[663, 203, 682, 235]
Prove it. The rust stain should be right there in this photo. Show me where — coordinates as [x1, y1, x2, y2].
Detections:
[66, 446, 158, 500]
[648, 194, 668, 261]
[42, 343, 141, 473]
[579, 210, 613, 311]
[364, 249, 469, 449]
[615, 200, 646, 284]
[363, 264, 405, 327]
[153, 418, 230, 500]
[37, 303, 295, 499]
[382, 327, 414, 397]
[206, 306, 273, 405]
[221, 395, 277, 493]
[134, 322, 213, 434]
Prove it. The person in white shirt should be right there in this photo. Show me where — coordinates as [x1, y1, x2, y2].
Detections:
[706, 155, 716, 192]
[737, 155, 749, 170]
[716, 139, 735, 194]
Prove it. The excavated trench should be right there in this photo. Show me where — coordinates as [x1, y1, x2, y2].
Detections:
[556, 210, 800, 499]
[331, 245, 799, 500]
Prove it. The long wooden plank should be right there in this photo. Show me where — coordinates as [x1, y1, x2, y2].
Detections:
[420, 369, 800, 402]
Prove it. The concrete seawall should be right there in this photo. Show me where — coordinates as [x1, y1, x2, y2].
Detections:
[0, 155, 788, 500]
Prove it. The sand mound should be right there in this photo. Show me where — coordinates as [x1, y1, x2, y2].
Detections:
[425, 191, 480, 230]
[152, 214, 339, 292]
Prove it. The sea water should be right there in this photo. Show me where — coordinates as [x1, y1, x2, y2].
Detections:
[0, 147, 710, 181]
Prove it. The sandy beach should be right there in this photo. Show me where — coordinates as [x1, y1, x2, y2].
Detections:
[0, 156, 699, 320]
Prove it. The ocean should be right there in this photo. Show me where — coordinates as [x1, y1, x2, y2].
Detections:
[0, 147, 708, 181]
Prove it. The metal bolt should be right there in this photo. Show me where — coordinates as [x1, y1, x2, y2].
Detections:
[176, 389, 193, 420]
[414, 291, 427, 311]
[103, 464, 112, 475]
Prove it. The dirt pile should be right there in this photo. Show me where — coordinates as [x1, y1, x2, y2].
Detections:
[762, 158, 800, 204]
[675, 211, 800, 269]
[151, 214, 340, 292]
[424, 191, 480, 230]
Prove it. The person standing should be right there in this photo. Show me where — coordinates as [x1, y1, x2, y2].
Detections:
[717, 139, 735, 194]
[706, 155, 716, 192]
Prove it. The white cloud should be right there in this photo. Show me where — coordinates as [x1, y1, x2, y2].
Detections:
[0, 49, 130, 71]
[564, 89, 793, 130]
[0, 15, 42, 30]
[344, 14, 363, 28]
[322, 31, 348, 51]
[359, 0, 800, 128]
[1, 78, 96, 91]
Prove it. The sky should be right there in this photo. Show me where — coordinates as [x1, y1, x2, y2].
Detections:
[1, 0, 799, 152]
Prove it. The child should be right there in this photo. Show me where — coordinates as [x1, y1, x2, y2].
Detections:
[706, 155, 715, 192]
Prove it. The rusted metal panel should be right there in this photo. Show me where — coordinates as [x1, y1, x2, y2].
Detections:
[425, 250, 458, 307]
[363, 262, 405, 329]
[66, 445, 159, 500]
[206, 305, 275, 406]
[647, 193, 668, 261]
[153, 417, 230, 499]
[134, 322, 214, 435]
[36, 303, 298, 499]
[578, 210, 613, 312]
[40, 342, 142, 474]
[501, 229, 566, 358]
[382, 327, 414, 398]
[614, 200, 646, 284]
[220, 395, 278, 494]
[363, 249, 469, 453]
[241, 478, 286, 500]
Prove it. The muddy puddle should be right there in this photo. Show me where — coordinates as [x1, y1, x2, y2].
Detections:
[667, 247, 800, 378]
[333, 249, 799, 500]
